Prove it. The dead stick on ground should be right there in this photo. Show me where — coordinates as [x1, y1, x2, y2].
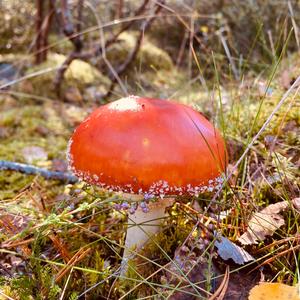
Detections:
[0, 160, 78, 183]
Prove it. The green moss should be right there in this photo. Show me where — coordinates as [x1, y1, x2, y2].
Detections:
[0, 1, 35, 54]
[0, 99, 75, 201]
[0, 171, 33, 199]
[0, 102, 71, 161]
[48, 35, 74, 55]
[105, 32, 174, 72]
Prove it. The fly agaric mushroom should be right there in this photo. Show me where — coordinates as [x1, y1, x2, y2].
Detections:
[67, 95, 227, 275]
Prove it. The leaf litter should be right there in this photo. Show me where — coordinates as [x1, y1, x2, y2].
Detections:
[238, 198, 300, 245]
[215, 234, 254, 265]
[249, 282, 300, 300]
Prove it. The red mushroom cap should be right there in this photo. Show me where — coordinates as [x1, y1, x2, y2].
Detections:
[67, 96, 227, 197]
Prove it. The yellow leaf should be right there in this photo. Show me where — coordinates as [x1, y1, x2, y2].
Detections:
[249, 283, 300, 300]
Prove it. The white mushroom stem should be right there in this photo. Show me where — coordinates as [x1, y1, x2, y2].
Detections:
[120, 196, 175, 277]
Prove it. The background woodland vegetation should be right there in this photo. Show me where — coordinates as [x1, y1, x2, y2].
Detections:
[0, 0, 300, 299]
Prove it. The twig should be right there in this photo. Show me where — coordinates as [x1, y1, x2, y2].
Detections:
[1, 238, 35, 249]
[85, 0, 128, 96]
[0, 160, 78, 183]
[104, 1, 164, 98]
[100, 0, 150, 52]
[0, 66, 59, 90]
[116, 0, 124, 19]
[218, 29, 239, 80]
[0, 216, 32, 257]
[53, 0, 151, 96]
[249, 244, 300, 274]
[117, 2, 163, 76]
[35, 0, 56, 64]
[176, 30, 189, 67]
[0, 290, 15, 300]
[55, 247, 91, 283]
[76, 0, 84, 34]
[208, 265, 229, 300]
[35, 0, 45, 64]
[53, 52, 81, 97]
[60, 0, 83, 52]
[54, 0, 84, 95]
[40, 0, 56, 62]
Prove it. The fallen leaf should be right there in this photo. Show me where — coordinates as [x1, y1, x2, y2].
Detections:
[239, 199, 300, 245]
[248, 283, 300, 300]
[215, 234, 254, 265]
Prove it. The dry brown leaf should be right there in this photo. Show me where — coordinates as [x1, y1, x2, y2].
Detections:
[238, 198, 300, 245]
[248, 282, 300, 300]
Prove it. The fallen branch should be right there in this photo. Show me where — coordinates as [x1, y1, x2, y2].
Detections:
[53, 52, 81, 97]
[105, 0, 164, 98]
[97, 0, 150, 54]
[53, 0, 151, 96]
[0, 160, 78, 183]
[61, 0, 83, 52]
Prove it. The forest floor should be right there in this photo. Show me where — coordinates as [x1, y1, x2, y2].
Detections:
[0, 32, 300, 299]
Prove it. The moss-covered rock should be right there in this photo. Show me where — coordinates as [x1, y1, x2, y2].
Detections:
[19, 53, 111, 101]
[104, 32, 174, 72]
